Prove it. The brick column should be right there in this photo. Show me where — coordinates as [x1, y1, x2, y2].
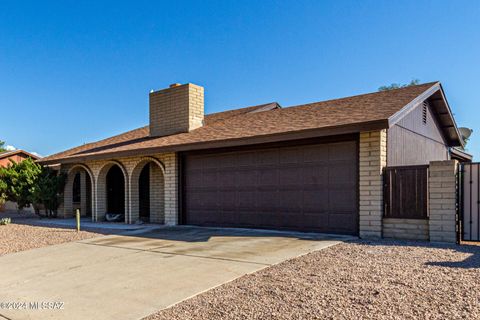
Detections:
[429, 160, 458, 243]
[150, 163, 165, 223]
[359, 130, 387, 238]
[163, 153, 179, 225]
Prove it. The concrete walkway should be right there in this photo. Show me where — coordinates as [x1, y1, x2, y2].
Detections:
[0, 226, 350, 320]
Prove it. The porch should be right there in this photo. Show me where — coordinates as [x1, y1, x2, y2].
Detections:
[59, 153, 178, 225]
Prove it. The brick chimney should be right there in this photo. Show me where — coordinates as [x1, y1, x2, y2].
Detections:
[149, 83, 204, 137]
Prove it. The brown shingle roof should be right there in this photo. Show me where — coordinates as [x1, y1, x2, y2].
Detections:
[41, 82, 439, 164]
[0, 150, 41, 160]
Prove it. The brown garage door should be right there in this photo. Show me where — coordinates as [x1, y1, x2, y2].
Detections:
[182, 140, 358, 235]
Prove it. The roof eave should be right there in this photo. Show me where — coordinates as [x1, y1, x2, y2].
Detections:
[39, 119, 389, 165]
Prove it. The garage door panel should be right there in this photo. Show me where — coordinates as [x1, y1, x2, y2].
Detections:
[303, 190, 329, 211]
[329, 190, 356, 211]
[217, 169, 236, 187]
[258, 167, 278, 186]
[236, 190, 256, 208]
[257, 149, 279, 165]
[330, 163, 355, 183]
[218, 191, 236, 209]
[183, 139, 358, 235]
[327, 212, 357, 231]
[236, 151, 256, 166]
[303, 165, 329, 186]
[328, 141, 357, 160]
[277, 190, 302, 211]
[236, 169, 257, 185]
[303, 144, 330, 162]
[280, 148, 301, 164]
[256, 191, 279, 210]
[303, 212, 329, 230]
[279, 166, 303, 185]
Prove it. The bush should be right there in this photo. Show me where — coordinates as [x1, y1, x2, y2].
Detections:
[0, 217, 11, 225]
[0, 159, 65, 217]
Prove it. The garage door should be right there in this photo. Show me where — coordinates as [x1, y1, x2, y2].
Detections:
[182, 140, 358, 235]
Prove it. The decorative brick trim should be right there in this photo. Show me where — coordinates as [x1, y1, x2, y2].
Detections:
[359, 130, 387, 238]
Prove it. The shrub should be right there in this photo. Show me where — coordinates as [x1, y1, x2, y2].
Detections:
[0, 159, 65, 217]
[0, 217, 11, 225]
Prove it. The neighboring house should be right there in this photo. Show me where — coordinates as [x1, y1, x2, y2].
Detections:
[40, 81, 470, 238]
[0, 150, 41, 212]
[0, 150, 40, 168]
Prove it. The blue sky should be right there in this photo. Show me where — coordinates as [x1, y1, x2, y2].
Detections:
[1, 0, 479, 158]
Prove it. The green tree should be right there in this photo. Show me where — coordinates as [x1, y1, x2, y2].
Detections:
[0, 158, 42, 209]
[31, 168, 66, 217]
[0, 158, 66, 216]
[0, 141, 6, 152]
[379, 79, 420, 91]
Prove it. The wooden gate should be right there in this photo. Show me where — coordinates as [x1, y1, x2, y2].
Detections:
[384, 165, 429, 219]
[459, 163, 480, 241]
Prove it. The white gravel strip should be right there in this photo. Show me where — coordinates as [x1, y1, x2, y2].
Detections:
[145, 240, 480, 320]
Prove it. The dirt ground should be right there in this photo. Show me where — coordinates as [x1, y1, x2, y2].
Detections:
[145, 240, 480, 320]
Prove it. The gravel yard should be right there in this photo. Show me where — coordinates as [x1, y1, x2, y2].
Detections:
[145, 240, 480, 320]
[0, 222, 103, 256]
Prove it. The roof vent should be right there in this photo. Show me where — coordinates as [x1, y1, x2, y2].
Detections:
[169, 83, 181, 88]
[422, 102, 427, 124]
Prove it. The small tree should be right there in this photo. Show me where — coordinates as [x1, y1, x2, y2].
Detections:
[0, 159, 66, 216]
[379, 79, 420, 91]
[31, 168, 66, 217]
[1, 158, 42, 210]
[0, 141, 7, 153]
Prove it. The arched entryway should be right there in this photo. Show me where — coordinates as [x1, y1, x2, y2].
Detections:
[130, 158, 165, 224]
[106, 165, 125, 216]
[97, 162, 128, 222]
[64, 165, 94, 218]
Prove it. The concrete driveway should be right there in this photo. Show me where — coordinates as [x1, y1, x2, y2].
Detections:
[0, 226, 349, 320]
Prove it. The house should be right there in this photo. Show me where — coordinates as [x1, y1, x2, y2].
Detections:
[0, 150, 40, 168]
[40, 81, 468, 238]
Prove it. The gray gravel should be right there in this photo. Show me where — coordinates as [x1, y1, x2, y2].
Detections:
[145, 240, 480, 320]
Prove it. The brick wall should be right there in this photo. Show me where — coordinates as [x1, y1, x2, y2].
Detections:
[428, 160, 458, 243]
[149, 83, 204, 137]
[359, 130, 387, 238]
[383, 218, 429, 240]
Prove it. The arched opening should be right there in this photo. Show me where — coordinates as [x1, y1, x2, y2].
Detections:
[139, 164, 150, 222]
[72, 173, 81, 203]
[106, 165, 125, 216]
[130, 159, 165, 224]
[65, 165, 93, 218]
